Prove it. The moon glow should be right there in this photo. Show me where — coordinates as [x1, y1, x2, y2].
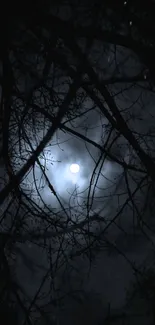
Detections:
[70, 164, 80, 174]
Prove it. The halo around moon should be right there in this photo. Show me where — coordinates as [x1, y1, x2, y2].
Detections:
[70, 164, 80, 174]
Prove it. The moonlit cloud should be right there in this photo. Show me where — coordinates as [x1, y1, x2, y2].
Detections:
[14, 108, 118, 217]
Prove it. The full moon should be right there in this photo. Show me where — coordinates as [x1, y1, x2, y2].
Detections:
[70, 164, 80, 174]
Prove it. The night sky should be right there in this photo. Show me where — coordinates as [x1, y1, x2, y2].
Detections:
[0, 1, 155, 324]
